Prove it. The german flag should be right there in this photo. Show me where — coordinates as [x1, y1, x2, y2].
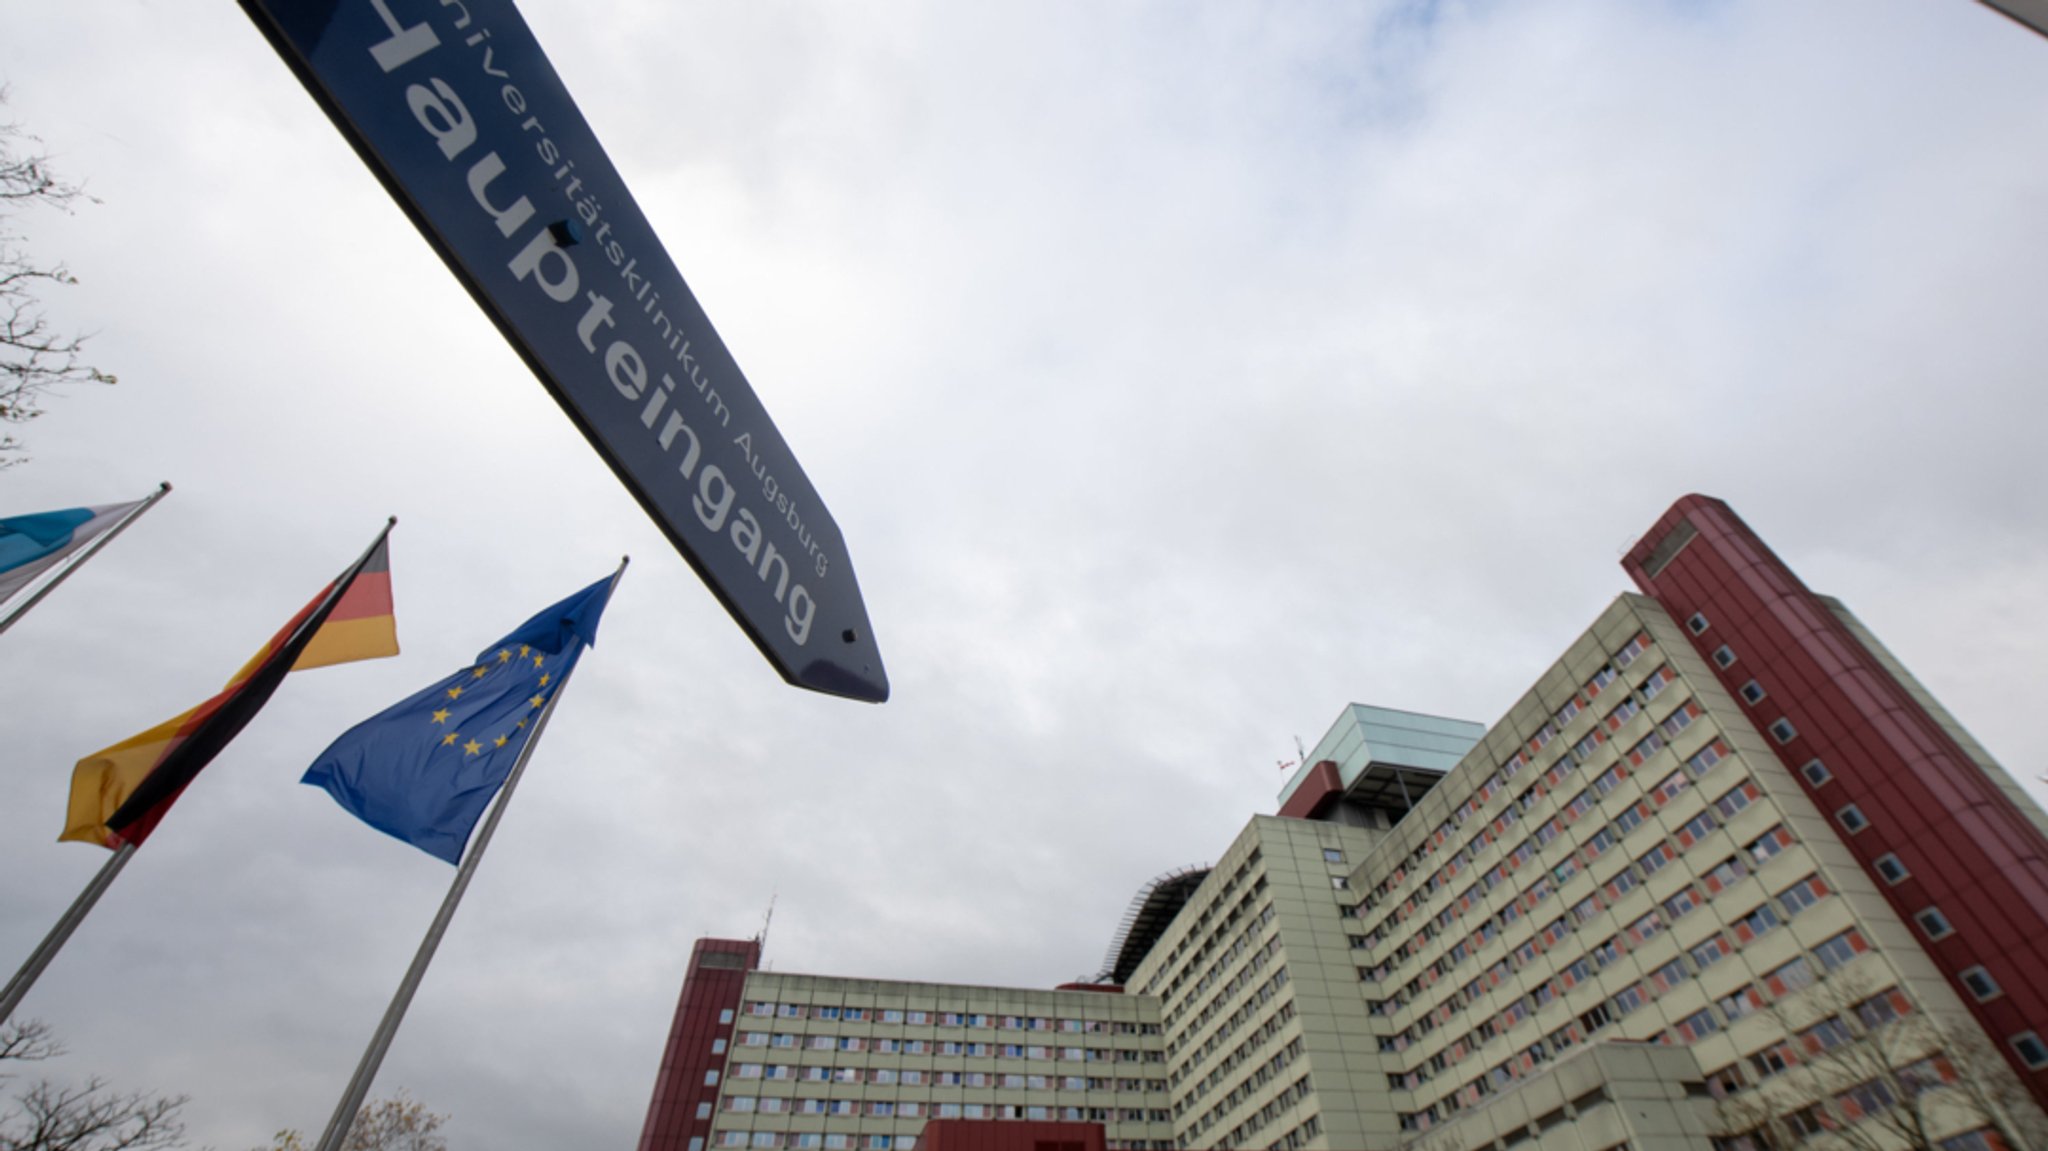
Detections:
[62, 524, 400, 849]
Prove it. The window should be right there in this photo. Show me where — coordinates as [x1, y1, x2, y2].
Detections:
[1687, 739, 1731, 777]
[1323, 848, 1345, 863]
[1764, 955, 1816, 998]
[1745, 825, 1794, 864]
[1837, 1077, 1898, 1119]
[1769, 718, 1797, 743]
[1648, 769, 1687, 804]
[1731, 903, 1782, 943]
[1582, 826, 1618, 861]
[1674, 811, 1718, 850]
[1785, 1105, 1828, 1138]
[1687, 612, 1710, 635]
[1701, 854, 1749, 895]
[1610, 983, 1648, 1016]
[1802, 1015, 1854, 1053]
[1637, 841, 1678, 875]
[703, 1070, 719, 1086]
[1960, 965, 2001, 1001]
[1331, 875, 1350, 890]
[1690, 934, 1734, 970]
[1749, 1043, 1794, 1079]
[1640, 666, 1674, 700]
[1629, 732, 1667, 766]
[1854, 989, 1910, 1030]
[1614, 632, 1649, 668]
[2012, 1032, 2048, 1070]
[1648, 957, 1689, 994]
[1607, 696, 1642, 729]
[1675, 1007, 1720, 1041]
[1799, 758, 1831, 786]
[1717, 985, 1764, 1022]
[1711, 644, 1735, 668]
[1614, 802, 1650, 836]
[695, 1103, 712, 1120]
[1663, 886, 1702, 921]
[710, 1038, 726, 1054]
[719, 1008, 735, 1024]
[1591, 935, 1625, 967]
[1626, 911, 1663, 945]
[1776, 875, 1829, 918]
[1813, 929, 1869, 971]
[1739, 680, 1765, 704]
[1941, 1132, 2007, 1151]
[1915, 907, 1954, 940]
[1874, 852, 1909, 884]
[1712, 780, 1760, 820]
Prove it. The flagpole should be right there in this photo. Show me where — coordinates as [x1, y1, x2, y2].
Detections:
[0, 844, 137, 1026]
[313, 557, 628, 1151]
[0, 482, 172, 638]
[1, 515, 396, 1026]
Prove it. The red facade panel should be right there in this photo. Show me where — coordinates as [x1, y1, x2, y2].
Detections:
[918, 1119, 1105, 1151]
[637, 937, 762, 1151]
[1624, 495, 2048, 1107]
[1278, 760, 1344, 821]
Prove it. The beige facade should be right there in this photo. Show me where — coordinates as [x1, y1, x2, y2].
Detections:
[1396, 1042, 1717, 1151]
[684, 591, 2046, 1151]
[708, 972, 1174, 1150]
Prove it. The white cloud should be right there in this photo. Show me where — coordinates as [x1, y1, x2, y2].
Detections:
[1, 1, 2045, 1147]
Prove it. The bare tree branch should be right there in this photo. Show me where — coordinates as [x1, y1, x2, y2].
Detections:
[0, 86, 116, 468]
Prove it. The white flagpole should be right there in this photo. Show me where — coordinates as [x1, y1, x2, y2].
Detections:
[0, 844, 137, 1026]
[0, 482, 173, 638]
[313, 557, 628, 1151]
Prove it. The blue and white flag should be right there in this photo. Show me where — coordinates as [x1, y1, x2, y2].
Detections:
[0, 501, 146, 607]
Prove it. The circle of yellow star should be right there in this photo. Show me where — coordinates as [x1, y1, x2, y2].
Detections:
[431, 709, 450, 725]
[463, 739, 483, 756]
[441, 732, 459, 746]
[446, 685, 464, 700]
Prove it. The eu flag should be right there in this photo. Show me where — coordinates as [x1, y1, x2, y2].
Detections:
[304, 574, 617, 864]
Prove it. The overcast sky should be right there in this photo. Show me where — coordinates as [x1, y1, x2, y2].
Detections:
[2, 1, 2046, 1147]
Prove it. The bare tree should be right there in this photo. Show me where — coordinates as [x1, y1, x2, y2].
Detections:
[1711, 968, 2048, 1150]
[255, 1092, 448, 1151]
[0, 1020, 186, 1151]
[1, 89, 116, 468]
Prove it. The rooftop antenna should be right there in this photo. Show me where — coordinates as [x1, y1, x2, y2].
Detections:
[756, 892, 777, 959]
[1280, 735, 1308, 772]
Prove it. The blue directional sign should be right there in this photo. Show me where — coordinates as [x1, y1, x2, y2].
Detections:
[240, 0, 888, 702]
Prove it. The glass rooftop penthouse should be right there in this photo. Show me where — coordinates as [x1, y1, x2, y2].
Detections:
[1277, 704, 1484, 825]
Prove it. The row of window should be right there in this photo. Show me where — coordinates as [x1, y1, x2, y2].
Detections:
[725, 1063, 1168, 1088]
[1381, 891, 1865, 1115]
[1178, 1040, 1306, 1144]
[1360, 774, 1791, 1044]
[1162, 901, 1280, 1038]
[1143, 851, 1264, 1001]
[742, 1004, 1158, 1034]
[1356, 637, 1669, 920]
[1358, 746, 1748, 1004]
[1173, 1000, 1295, 1109]
[738, 1035, 1161, 1061]
[723, 1097, 1169, 1122]
[1211, 1074, 1312, 1150]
